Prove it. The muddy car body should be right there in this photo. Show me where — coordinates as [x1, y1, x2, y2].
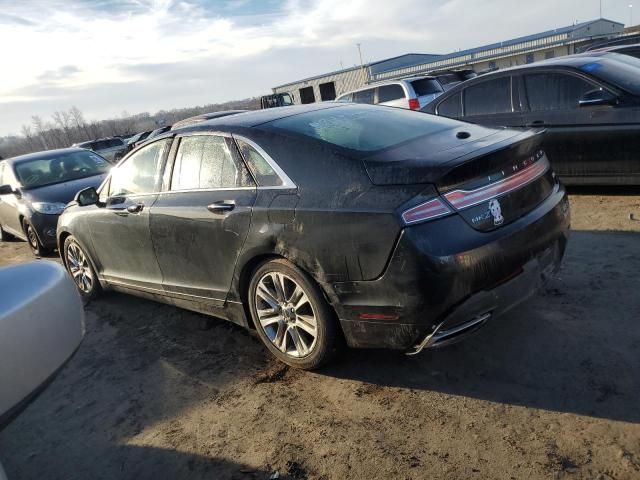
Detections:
[57, 104, 570, 368]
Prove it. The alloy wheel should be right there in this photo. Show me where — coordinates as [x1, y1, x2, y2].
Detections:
[254, 272, 318, 358]
[26, 225, 38, 249]
[67, 242, 94, 293]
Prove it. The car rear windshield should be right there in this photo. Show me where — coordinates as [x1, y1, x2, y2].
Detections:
[266, 105, 461, 152]
[410, 78, 443, 96]
[582, 54, 640, 95]
[14, 150, 110, 189]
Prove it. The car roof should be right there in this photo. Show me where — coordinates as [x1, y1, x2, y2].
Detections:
[2, 148, 89, 165]
[170, 103, 343, 132]
[171, 110, 247, 130]
[592, 43, 640, 52]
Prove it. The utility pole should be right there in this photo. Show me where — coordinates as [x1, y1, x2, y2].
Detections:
[356, 43, 368, 84]
[599, 0, 602, 18]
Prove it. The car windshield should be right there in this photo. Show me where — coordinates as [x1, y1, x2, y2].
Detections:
[582, 54, 640, 95]
[266, 105, 461, 152]
[14, 150, 110, 189]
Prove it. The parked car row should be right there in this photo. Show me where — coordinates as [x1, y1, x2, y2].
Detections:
[73, 137, 128, 163]
[422, 51, 640, 185]
[336, 70, 476, 110]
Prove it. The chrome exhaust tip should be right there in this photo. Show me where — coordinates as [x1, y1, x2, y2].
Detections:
[406, 312, 491, 356]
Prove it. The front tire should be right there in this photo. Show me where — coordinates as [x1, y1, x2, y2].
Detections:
[63, 235, 100, 302]
[248, 259, 339, 370]
[23, 220, 52, 256]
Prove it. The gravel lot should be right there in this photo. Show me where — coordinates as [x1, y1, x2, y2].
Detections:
[1, 189, 639, 480]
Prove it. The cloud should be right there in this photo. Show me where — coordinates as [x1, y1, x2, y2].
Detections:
[0, 13, 37, 26]
[0, 0, 633, 135]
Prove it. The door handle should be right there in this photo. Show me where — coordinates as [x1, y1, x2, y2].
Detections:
[207, 201, 235, 213]
[526, 120, 547, 128]
[126, 203, 144, 214]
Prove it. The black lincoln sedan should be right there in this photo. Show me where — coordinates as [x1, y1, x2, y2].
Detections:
[57, 103, 570, 369]
[0, 148, 110, 255]
[423, 52, 640, 185]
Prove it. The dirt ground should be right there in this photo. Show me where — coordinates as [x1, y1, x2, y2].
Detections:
[1, 188, 639, 480]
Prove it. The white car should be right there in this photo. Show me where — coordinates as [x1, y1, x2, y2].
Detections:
[336, 73, 473, 110]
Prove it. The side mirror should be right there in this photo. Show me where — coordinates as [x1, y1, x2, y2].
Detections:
[0, 184, 14, 196]
[75, 187, 98, 207]
[579, 89, 617, 107]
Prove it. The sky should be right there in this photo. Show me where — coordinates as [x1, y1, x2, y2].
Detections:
[0, 0, 635, 135]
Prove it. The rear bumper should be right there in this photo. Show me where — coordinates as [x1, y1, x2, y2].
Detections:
[335, 183, 570, 350]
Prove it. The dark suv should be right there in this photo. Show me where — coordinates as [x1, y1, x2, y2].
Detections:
[423, 52, 640, 185]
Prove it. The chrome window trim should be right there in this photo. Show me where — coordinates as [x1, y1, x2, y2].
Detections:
[232, 134, 297, 189]
[157, 186, 256, 196]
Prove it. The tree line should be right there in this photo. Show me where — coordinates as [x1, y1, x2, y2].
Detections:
[0, 97, 260, 159]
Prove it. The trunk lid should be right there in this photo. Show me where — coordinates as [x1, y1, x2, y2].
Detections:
[363, 126, 556, 232]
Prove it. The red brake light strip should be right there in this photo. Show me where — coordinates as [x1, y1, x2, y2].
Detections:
[444, 157, 550, 210]
[402, 198, 452, 225]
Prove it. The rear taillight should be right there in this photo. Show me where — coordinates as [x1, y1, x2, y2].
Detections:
[408, 98, 420, 110]
[402, 198, 452, 225]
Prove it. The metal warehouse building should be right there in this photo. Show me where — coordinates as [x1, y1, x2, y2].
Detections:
[272, 18, 625, 104]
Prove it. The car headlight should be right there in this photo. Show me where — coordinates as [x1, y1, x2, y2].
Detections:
[32, 202, 67, 215]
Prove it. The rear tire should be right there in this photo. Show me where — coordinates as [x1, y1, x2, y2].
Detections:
[248, 259, 339, 370]
[23, 220, 52, 256]
[63, 235, 101, 302]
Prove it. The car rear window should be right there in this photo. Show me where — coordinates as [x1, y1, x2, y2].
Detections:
[411, 78, 443, 96]
[583, 55, 640, 95]
[266, 105, 461, 153]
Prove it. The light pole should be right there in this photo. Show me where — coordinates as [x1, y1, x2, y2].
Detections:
[599, 0, 602, 18]
[356, 43, 368, 84]
[630, 4, 634, 27]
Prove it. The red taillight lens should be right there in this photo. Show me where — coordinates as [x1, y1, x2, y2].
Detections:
[402, 198, 452, 225]
[408, 98, 420, 110]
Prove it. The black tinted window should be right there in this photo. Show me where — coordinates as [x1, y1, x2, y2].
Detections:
[171, 135, 251, 190]
[525, 73, 595, 111]
[377, 84, 405, 103]
[411, 78, 443, 96]
[353, 89, 375, 104]
[464, 77, 512, 116]
[437, 93, 462, 118]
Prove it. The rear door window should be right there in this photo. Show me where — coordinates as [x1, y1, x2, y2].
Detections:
[377, 84, 405, 103]
[464, 77, 512, 116]
[171, 135, 252, 190]
[410, 78, 444, 96]
[353, 88, 375, 105]
[524, 72, 597, 111]
[436, 92, 462, 118]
